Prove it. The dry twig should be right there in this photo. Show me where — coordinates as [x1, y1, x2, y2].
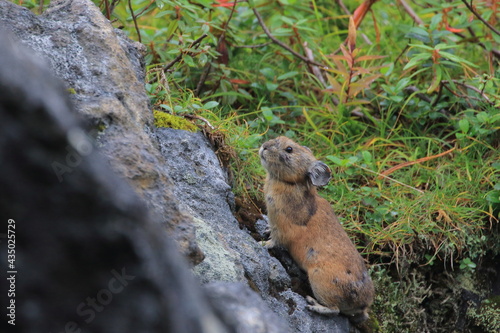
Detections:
[378, 147, 456, 180]
[441, 80, 493, 104]
[163, 34, 208, 73]
[251, 4, 326, 68]
[195, 0, 238, 96]
[398, 0, 424, 25]
[128, 0, 142, 43]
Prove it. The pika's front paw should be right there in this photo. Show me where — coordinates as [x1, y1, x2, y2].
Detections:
[262, 238, 276, 249]
[305, 296, 340, 316]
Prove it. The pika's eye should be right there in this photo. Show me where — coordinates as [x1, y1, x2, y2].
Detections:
[285, 146, 293, 153]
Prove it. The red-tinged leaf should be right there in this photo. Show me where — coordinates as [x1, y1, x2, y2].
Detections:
[212, 0, 236, 8]
[349, 74, 381, 97]
[339, 44, 354, 68]
[331, 58, 348, 78]
[326, 74, 343, 94]
[352, 0, 378, 28]
[371, 8, 380, 43]
[229, 79, 251, 84]
[445, 26, 465, 33]
[327, 68, 347, 77]
[351, 67, 372, 77]
[328, 55, 349, 61]
[348, 16, 357, 52]
[339, 44, 350, 59]
[354, 55, 387, 63]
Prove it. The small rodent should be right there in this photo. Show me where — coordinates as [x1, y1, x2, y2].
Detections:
[259, 136, 374, 323]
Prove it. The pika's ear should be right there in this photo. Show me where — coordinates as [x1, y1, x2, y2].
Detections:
[308, 161, 331, 186]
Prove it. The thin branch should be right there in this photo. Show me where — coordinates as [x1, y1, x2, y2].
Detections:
[398, 0, 424, 25]
[464, 27, 500, 62]
[194, 63, 212, 97]
[441, 79, 493, 104]
[219, 0, 238, 42]
[163, 34, 208, 73]
[136, 0, 157, 17]
[183, 114, 215, 130]
[196, 1, 238, 96]
[460, 0, 500, 36]
[394, 43, 410, 64]
[336, 0, 350, 16]
[128, 0, 142, 43]
[103, 0, 111, 20]
[251, 5, 326, 68]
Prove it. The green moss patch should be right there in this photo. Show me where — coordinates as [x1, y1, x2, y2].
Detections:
[153, 110, 198, 132]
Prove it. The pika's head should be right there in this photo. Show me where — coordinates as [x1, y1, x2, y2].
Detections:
[259, 136, 331, 186]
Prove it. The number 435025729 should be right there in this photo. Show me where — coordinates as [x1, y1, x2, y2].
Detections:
[7, 219, 15, 269]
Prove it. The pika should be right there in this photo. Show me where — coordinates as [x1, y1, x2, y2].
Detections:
[259, 136, 374, 323]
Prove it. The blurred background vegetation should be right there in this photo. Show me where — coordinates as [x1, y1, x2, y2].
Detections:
[18, 0, 500, 331]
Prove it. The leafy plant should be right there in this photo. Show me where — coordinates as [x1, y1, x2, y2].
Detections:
[325, 16, 385, 105]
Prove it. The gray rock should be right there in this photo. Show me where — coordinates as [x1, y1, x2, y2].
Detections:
[204, 282, 291, 333]
[255, 216, 271, 239]
[0, 0, 203, 264]
[0, 29, 232, 333]
[156, 129, 270, 291]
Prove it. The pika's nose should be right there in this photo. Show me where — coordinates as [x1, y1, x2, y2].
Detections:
[259, 142, 271, 160]
[259, 145, 266, 157]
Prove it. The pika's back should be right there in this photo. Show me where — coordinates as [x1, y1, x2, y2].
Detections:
[259, 136, 330, 186]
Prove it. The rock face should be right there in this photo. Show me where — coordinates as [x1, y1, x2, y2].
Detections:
[0, 0, 354, 332]
[0, 0, 203, 265]
[0, 29, 232, 333]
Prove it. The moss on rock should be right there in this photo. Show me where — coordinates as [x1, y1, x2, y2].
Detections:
[153, 110, 198, 132]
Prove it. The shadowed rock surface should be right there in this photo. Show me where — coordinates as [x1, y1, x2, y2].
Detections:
[0, 30, 232, 333]
[0, 0, 203, 264]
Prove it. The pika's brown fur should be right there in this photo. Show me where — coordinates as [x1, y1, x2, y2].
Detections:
[259, 136, 374, 323]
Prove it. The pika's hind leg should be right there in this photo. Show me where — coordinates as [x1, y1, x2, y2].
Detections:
[305, 296, 340, 316]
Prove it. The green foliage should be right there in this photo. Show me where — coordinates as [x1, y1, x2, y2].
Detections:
[104, 0, 499, 329]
